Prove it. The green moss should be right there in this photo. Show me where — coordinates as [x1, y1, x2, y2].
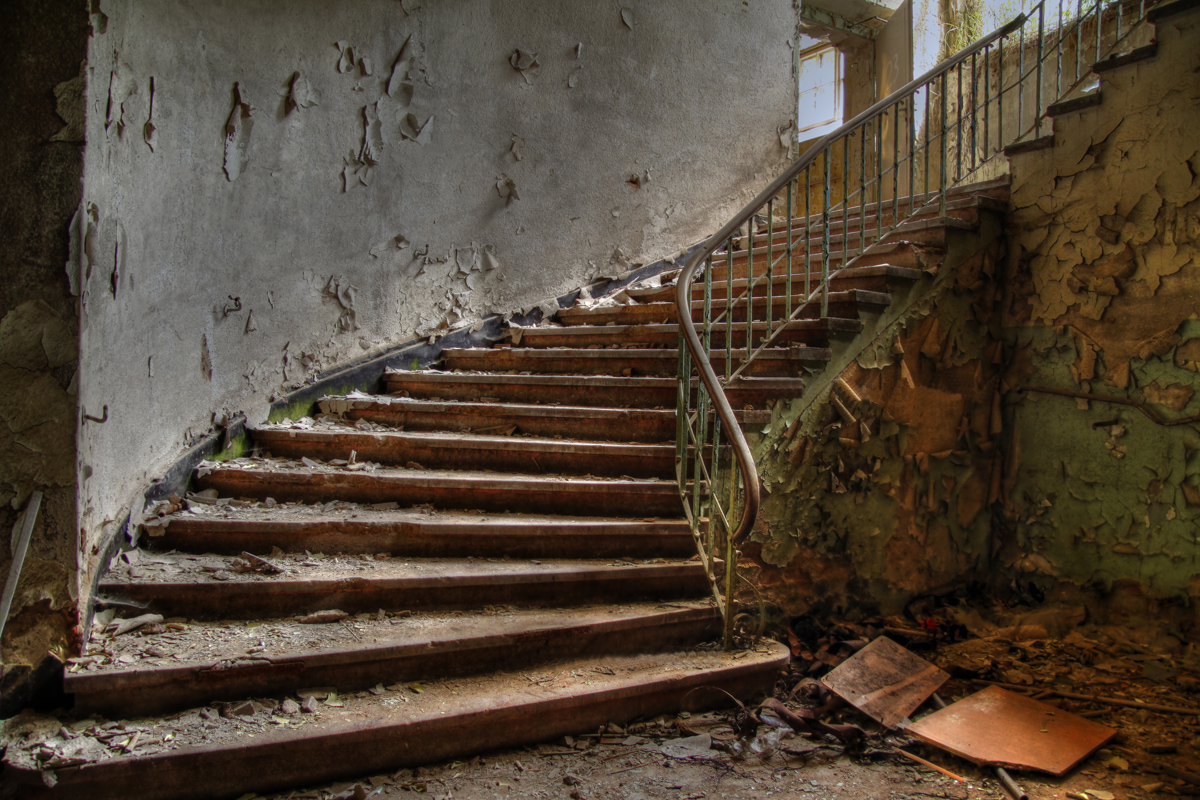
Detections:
[208, 430, 251, 462]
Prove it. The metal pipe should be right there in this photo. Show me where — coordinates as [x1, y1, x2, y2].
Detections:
[1, 491, 44, 654]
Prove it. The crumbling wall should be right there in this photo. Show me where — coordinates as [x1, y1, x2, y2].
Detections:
[998, 12, 1200, 613]
[744, 216, 1008, 618]
[0, 0, 89, 705]
[77, 1, 800, 609]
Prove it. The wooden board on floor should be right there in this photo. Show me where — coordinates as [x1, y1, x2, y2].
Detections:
[906, 686, 1117, 776]
[820, 635, 949, 729]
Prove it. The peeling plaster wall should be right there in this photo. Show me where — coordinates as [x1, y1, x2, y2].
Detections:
[998, 12, 1200, 609]
[0, 0, 88, 690]
[744, 215, 1008, 617]
[77, 2, 799, 605]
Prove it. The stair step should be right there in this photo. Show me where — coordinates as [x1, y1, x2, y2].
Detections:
[698, 241, 936, 284]
[1147, 0, 1199, 23]
[1047, 90, 1102, 116]
[321, 394, 678, 442]
[441, 346, 830, 378]
[98, 555, 709, 619]
[1092, 42, 1157, 72]
[1003, 134, 1055, 156]
[252, 424, 676, 479]
[509, 317, 864, 349]
[12, 643, 788, 800]
[66, 602, 720, 718]
[382, 371, 804, 408]
[152, 505, 695, 558]
[556, 289, 890, 327]
[193, 462, 687, 517]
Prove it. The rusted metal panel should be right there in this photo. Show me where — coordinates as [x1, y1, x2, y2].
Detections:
[906, 686, 1117, 776]
[820, 636, 949, 728]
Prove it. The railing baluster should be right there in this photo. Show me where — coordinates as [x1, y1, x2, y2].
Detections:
[907, 93, 915, 210]
[940, 71, 948, 216]
[892, 103, 900, 223]
[924, 87, 930, 202]
[955, 61, 964, 182]
[745, 219, 753, 359]
[1036, 3, 1045, 136]
[970, 52, 978, 172]
[1057, 0, 1064, 97]
[786, 181, 794, 324]
[1076, 0, 1083, 84]
[725, 240, 733, 380]
[860, 127, 867, 254]
[876, 113, 884, 238]
[821, 149, 831, 318]
[1094, 0, 1102, 64]
[1019, 23, 1025, 135]
[983, 46, 990, 159]
[805, 165, 811, 302]
[766, 198, 774, 341]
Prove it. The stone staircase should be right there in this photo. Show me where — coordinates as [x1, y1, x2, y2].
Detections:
[4, 180, 1006, 800]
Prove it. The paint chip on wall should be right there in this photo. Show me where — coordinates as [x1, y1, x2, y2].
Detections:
[510, 134, 525, 161]
[287, 71, 319, 113]
[510, 48, 541, 84]
[399, 113, 432, 144]
[223, 83, 253, 182]
[336, 42, 355, 74]
[621, 8, 634, 29]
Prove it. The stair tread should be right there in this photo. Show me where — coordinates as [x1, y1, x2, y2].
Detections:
[102, 552, 702, 586]
[253, 421, 675, 454]
[446, 346, 830, 360]
[325, 393, 679, 420]
[383, 370, 805, 389]
[67, 601, 715, 686]
[8, 643, 788, 800]
[199, 460, 681, 489]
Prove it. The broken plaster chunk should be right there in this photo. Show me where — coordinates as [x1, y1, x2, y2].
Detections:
[336, 41, 355, 74]
[287, 71, 319, 113]
[496, 174, 520, 205]
[398, 112, 433, 144]
[223, 83, 253, 182]
[509, 48, 541, 83]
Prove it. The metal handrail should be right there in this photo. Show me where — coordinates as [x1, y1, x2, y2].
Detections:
[675, 0, 1161, 647]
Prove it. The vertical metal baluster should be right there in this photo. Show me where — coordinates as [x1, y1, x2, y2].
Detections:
[1018, 24, 1025, 135]
[1117, 0, 1123, 43]
[1036, 3, 1045, 137]
[924, 87, 931, 202]
[892, 103, 900, 223]
[860, 127, 867, 255]
[908, 93, 916, 210]
[739, 217, 748, 357]
[821, 149, 831, 318]
[995, 44, 1002, 156]
[955, 61, 963, 182]
[1080, 0, 1089, 84]
[766, 198, 774, 341]
[842, 132, 850, 258]
[939, 71, 948, 216]
[709, 415, 721, 563]
[1094, 0, 1101, 64]
[983, 48, 990, 160]
[704, 255, 713, 358]
[876, 114, 884, 238]
[692, 388, 706, 526]
[786, 181, 794, 323]
[676, 333, 689, 496]
[970, 52, 978, 172]
[1057, 0, 1064, 97]
[805, 166, 811, 303]
[722, 468, 739, 649]
[725, 241, 733, 380]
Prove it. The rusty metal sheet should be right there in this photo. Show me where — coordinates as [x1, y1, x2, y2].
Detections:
[820, 635, 949, 728]
[906, 686, 1117, 776]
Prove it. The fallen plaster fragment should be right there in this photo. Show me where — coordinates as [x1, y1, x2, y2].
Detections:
[287, 71, 319, 113]
[398, 112, 432, 144]
[143, 77, 157, 151]
[621, 8, 634, 28]
[509, 48, 541, 84]
[223, 83, 253, 182]
[387, 35, 415, 104]
[335, 41, 355, 74]
[496, 175, 519, 205]
[510, 134, 524, 161]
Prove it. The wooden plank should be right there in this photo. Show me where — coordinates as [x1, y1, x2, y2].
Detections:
[820, 636, 949, 728]
[906, 686, 1117, 776]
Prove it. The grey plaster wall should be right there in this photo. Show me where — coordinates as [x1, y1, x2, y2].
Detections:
[77, 1, 799, 599]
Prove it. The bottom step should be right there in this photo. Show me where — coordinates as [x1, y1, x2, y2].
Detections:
[4, 642, 789, 800]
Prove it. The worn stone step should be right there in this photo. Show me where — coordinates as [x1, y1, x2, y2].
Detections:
[66, 602, 720, 718]
[508, 317, 864, 349]
[320, 394, 679, 442]
[382, 371, 803, 408]
[193, 462, 687, 517]
[252, 424, 676, 479]
[97, 556, 710, 620]
[151, 504, 695, 558]
[555, 289, 889, 327]
[9, 643, 789, 800]
[440, 346, 830, 378]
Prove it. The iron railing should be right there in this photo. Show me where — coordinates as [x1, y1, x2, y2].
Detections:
[675, 0, 1164, 647]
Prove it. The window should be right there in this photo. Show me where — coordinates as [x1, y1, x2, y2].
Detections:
[797, 39, 843, 138]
